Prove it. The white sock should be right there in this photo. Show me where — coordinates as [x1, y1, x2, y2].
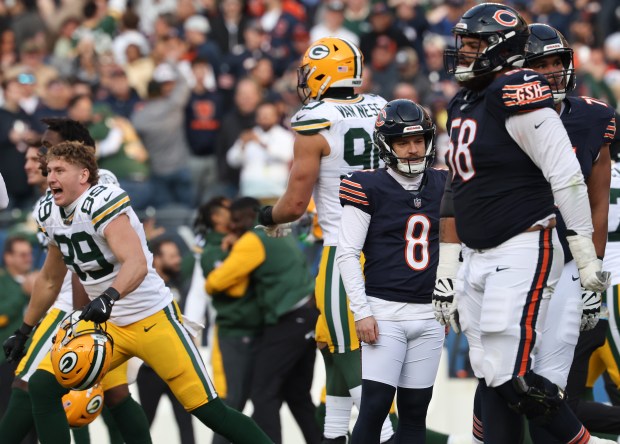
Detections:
[349, 385, 362, 408]
[324, 395, 353, 439]
[379, 415, 395, 443]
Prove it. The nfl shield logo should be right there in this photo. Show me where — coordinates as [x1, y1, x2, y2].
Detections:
[414, 198, 422, 208]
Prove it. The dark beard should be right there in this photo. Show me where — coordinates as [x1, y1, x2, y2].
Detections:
[458, 71, 496, 92]
[161, 265, 180, 281]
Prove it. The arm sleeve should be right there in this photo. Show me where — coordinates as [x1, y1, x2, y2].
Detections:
[440, 173, 454, 218]
[0, 173, 9, 209]
[506, 108, 593, 236]
[336, 204, 372, 321]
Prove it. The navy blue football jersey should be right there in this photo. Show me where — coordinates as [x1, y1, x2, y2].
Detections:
[446, 69, 556, 249]
[555, 96, 616, 261]
[339, 168, 447, 304]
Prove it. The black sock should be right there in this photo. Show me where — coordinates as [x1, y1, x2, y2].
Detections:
[472, 380, 484, 442]
[394, 386, 433, 444]
[351, 380, 395, 444]
[482, 382, 523, 444]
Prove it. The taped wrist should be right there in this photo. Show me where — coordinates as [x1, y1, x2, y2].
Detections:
[18, 323, 33, 336]
[103, 287, 121, 302]
[257, 206, 275, 226]
[566, 234, 596, 269]
[437, 242, 462, 279]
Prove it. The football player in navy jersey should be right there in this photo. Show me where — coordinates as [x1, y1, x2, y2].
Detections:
[436, 3, 612, 444]
[523, 24, 619, 440]
[337, 99, 445, 444]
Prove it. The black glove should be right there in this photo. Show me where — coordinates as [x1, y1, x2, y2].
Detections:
[80, 288, 120, 323]
[3, 323, 34, 362]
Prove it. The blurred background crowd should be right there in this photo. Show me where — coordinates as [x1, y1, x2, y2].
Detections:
[0, 0, 618, 438]
[0, 0, 617, 220]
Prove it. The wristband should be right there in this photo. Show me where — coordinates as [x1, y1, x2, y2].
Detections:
[103, 287, 121, 302]
[18, 322, 34, 335]
[258, 206, 275, 226]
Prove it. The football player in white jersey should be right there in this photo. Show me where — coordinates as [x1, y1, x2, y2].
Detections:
[3, 140, 272, 444]
[256, 37, 394, 443]
[0, 118, 151, 444]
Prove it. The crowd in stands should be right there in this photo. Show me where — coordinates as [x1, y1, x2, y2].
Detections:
[0, 0, 617, 217]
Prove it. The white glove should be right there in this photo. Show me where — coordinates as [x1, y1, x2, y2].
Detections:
[433, 278, 460, 333]
[255, 223, 292, 238]
[580, 287, 601, 332]
[566, 234, 610, 293]
[432, 243, 462, 333]
[182, 315, 205, 338]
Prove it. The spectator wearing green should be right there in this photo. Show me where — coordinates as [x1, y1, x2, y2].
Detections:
[195, 197, 263, 444]
[206, 197, 321, 444]
[0, 236, 35, 415]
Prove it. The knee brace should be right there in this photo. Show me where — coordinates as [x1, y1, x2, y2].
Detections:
[507, 371, 566, 423]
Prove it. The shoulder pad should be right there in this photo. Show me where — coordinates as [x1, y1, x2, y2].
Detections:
[339, 171, 372, 212]
[291, 102, 333, 135]
[82, 184, 131, 231]
[573, 96, 616, 143]
[490, 69, 554, 113]
[98, 169, 119, 186]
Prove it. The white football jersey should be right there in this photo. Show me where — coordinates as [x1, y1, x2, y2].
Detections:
[605, 163, 620, 285]
[34, 169, 120, 313]
[290, 94, 387, 246]
[35, 183, 172, 326]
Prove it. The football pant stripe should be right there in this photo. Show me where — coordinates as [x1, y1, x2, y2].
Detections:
[16, 309, 67, 381]
[514, 229, 552, 376]
[163, 303, 217, 401]
[325, 246, 350, 353]
[606, 284, 620, 368]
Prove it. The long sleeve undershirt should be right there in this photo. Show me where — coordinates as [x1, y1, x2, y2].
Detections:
[506, 107, 593, 237]
[336, 168, 433, 321]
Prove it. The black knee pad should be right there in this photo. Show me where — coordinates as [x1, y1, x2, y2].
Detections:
[507, 371, 566, 423]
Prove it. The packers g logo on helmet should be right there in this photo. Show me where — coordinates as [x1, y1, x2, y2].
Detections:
[297, 37, 364, 104]
[62, 384, 104, 428]
[51, 312, 114, 391]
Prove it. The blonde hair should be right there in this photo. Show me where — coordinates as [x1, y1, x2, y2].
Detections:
[46, 141, 99, 185]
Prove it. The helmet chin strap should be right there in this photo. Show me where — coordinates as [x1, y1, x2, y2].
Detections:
[315, 75, 332, 101]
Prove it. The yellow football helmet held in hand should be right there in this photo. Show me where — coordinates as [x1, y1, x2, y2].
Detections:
[62, 383, 104, 428]
[51, 312, 114, 390]
[297, 37, 364, 104]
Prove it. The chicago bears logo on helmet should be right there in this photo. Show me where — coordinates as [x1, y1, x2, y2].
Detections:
[375, 109, 387, 127]
[492, 10, 518, 27]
